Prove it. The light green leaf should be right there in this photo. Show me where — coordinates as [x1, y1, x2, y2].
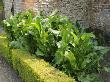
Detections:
[35, 50, 45, 56]
[104, 67, 110, 73]
[81, 33, 95, 40]
[49, 28, 60, 35]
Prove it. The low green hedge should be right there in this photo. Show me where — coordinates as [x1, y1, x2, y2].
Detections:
[0, 34, 76, 82]
[0, 34, 11, 63]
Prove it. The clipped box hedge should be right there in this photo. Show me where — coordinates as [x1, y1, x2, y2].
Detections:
[0, 34, 11, 63]
[0, 34, 76, 82]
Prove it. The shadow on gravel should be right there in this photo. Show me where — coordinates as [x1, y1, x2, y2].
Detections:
[0, 55, 22, 82]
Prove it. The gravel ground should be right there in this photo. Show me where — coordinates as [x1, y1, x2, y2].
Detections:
[0, 26, 4, 33]
[0, 55, 22, 82]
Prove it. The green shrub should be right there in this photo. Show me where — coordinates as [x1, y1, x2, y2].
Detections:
[0, 35, 75, 82]
[3, 10, 109, 82]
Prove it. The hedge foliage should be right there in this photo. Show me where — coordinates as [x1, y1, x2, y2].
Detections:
[0, 34, 11, 63]
[0, 34, 75, 82]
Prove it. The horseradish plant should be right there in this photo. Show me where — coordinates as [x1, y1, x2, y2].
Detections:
[3, 10, 109, 82]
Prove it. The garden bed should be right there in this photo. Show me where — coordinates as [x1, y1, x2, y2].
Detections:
[2, 10, 109, 82]
[0, 34, 75, 82]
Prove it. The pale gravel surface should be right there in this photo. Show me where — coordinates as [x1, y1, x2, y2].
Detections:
[0, 55, 22, 82]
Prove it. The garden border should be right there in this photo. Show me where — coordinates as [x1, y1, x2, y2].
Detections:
[0, 34, 76, 82]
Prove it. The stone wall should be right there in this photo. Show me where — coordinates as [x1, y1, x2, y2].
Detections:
[2, 0, 110, 32]
[3, 0, 88, 27]
[3, 0, 13, 18]
[92, 0, 110, 31]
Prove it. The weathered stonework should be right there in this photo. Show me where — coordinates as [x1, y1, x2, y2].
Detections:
[2, 0, 110, 32]
[3, 0, 88, 27]
[92, 0, 110, 31]
[3, 0, 13, 18]
[34, 0, 88, 27]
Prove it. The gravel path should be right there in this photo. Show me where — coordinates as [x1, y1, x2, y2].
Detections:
[0, 55, 22, 82]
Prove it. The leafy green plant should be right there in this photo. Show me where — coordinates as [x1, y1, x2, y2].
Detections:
[3, 10, 109, 82]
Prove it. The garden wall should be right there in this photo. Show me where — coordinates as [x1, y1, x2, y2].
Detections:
[91, 0, 110, 31]
[3, 0, 88, 27]
[3, 0, 110, 32]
